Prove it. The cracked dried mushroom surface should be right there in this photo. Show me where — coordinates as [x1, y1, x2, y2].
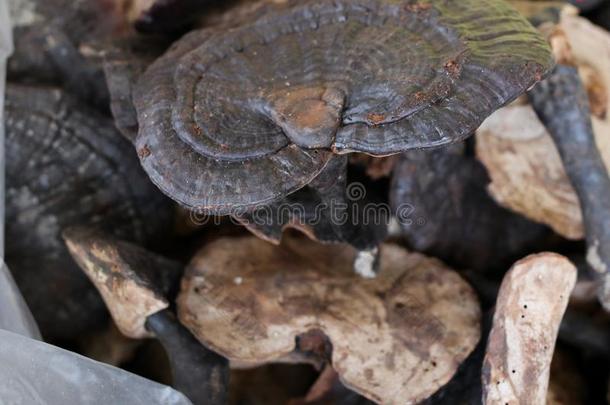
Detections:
[133, 0, 553, 213]
[476, 12, 610, 240]
[177, 235, 481, 404]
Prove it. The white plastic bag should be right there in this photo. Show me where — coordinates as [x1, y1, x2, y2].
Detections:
[0, 0, 40, 340]
[0, 329, 191, 405]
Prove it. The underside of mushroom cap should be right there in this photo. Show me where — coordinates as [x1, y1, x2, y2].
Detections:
[178, 235, 481, 403]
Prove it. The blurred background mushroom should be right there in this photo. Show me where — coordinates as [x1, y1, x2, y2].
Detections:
[390, 144, 552, 272]
[4, 84, 172, 341]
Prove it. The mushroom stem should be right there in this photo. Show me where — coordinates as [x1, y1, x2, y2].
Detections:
[309, 156, 386, 276]
[528, 65, 610, 311]
[145, 310, 230, 405]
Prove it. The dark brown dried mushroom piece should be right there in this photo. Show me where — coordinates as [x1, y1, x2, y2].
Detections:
[482, 253, 576, 405]
[63, 227, 229, 405]
[4, 84, 172, 340]
[390, 144, 549, 271]
[238, 156, 388, 252]
[134, 0, 553, 213]
[178, 235, 481, 404]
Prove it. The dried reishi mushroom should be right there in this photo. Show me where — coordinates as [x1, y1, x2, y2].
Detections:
[390, 144, 549, 271]
[476, 13, 610, 240]
[134, 28, 332, 214]
[63, 227, 181, 339]
[177, 235, 481, 404]
[482, 253, 576, 405]
[4, 84, 172, 340]
[64, 227, 229, 404]
[134, 0, 553, 213]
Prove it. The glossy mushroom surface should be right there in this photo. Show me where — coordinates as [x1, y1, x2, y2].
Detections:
[134, 0, 553, 213]
[177, 235, 481, 403]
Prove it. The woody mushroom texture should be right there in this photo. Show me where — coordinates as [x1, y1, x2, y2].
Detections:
[177, 234, 481, 404]
[63, 227, 229, 405]
[117, 0, 554, 264]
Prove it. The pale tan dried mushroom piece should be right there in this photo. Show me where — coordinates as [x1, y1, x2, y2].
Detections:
[476, 104, 585, 239]
[178, 235, 481, 404]
[476, 13, 610, 240]
[482, 253, 577, 405]
[63, 227, 180, 339]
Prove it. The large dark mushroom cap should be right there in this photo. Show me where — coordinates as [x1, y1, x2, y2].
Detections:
[135, 0, 552, 212]
[135, 30, 333, 214]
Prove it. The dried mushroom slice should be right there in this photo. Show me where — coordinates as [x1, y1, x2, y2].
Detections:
[4, 84, 172, 340]
[178, 235, 481, 404]
[63, 227, 181, 339]
[135, 0, 552, 212]
[476, 103, 586, 240]
[482, 253, 576, 405]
